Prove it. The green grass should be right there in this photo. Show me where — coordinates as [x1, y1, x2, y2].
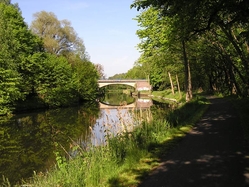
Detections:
[15, 93, 209, 187]
[151, 90, 185, 103]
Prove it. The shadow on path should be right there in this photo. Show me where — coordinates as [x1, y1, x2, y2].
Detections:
[138, 97, 249, 187]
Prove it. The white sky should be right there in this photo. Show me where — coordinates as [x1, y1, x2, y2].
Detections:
[11, 0, 141, 78]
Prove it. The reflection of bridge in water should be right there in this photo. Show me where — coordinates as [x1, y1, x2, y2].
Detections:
[99, 98, 153, 109]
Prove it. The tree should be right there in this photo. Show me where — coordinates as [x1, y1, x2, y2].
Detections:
[133, 7, 185, 93]
[95, 63, 106, 79]
[0, 0, 10, 4]
[134, 6, 195, 100]
[30, 11, 86, 56]
[132, 0, 249, 35]
[0, 3, 99, 114]
[196, 27, 246, 95]
[72, 58, 99, 101]
[132, 0, 249, 97]
[125, 65, 146, 79]
[30, 11, 100, 103]
[36, 53, 75, 107]
[108, 73, 126, 80]
[132, 0, 249, 98]
[0, 2, 42, 114]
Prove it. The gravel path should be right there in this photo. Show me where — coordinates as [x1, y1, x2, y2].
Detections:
[138, 97, 249, 187]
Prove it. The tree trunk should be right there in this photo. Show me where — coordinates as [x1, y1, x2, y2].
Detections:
[218, 23, 249, 95]
[182, 40, 192, 102]
[168, 72, 174, 95]
[176, 74, 182, 99]
[212, 39, 243, 96]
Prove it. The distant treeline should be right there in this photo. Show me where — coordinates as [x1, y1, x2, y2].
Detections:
[112, 0, 249, 102]
[0, 1, 103, 115]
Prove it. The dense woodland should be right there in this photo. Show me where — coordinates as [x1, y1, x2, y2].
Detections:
[112, 0, 249, 101]
[0, 0, 105, 115]
[1, 0, 249, 115]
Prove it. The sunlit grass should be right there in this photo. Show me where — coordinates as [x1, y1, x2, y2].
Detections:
[151, 90, 185, 103]
[16, 94, 209, 187]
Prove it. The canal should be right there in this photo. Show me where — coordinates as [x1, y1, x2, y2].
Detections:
[0, 93, 171, 184]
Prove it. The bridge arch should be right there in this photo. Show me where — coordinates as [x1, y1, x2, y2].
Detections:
[98, 82, 136, 88]
[99, 102, 136, 109]
[98, 80, 151, 91]
[99, 98, 153, 109]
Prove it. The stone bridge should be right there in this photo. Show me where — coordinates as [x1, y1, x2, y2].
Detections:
[98, 79, 151, 91]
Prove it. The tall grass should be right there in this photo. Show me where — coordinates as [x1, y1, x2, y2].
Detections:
[20, 96, 209, 187]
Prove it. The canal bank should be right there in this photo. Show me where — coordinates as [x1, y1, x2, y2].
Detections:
[12, 95, 209, 186]
[0, 92, 168, 185]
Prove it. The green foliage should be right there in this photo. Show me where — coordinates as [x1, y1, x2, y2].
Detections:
[125, 65, 147, 79]
[30, 11, 88, 58]
[72, 59, 99, 101]
[0, 3, 99, 114]
[166, 97, 209, 127]
[15, 52, 100, 109]
[132, 0, 249, 35]
[0, 102, 99, 185]
[0, 69, 22, 115]
[151, 90, 184, 103]
[108, 73, 126, 80]
[134, 7, 185, 91]
[36, 53, 75, 107]
[100, 92, 135, 106]
[132, 0, 249, 97]
[0, 0, 10, 4]
[0, 2, 39, 114]
[135, 7, 171, 55]
[23, 96, 208, 187]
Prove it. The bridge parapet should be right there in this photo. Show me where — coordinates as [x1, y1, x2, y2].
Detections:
[98, 79, 151, 91]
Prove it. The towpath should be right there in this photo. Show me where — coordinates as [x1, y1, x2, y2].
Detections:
[138, 97, 249, 187]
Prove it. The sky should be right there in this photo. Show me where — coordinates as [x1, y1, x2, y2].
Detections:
[11, 0, 141, 78]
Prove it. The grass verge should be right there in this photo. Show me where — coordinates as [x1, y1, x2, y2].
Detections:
[15, 95, 209, 187]
[150, 90, 185, 103]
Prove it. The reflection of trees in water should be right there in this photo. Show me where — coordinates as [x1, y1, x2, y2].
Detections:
[0, 102, 100, 185]
[100, 93, 135, 106]
[90, 107, 153, 146]
[0, 97, 171, 185]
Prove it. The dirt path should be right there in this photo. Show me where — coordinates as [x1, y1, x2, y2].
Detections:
[138, 97, 249, 187]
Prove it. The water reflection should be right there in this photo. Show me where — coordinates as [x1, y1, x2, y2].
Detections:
[99, 92, 135, 106]
[99, 93, 153, 109]
[0, 102, 100, 184]
[88, 93, 154, 146]
[0, 93, 170, 185]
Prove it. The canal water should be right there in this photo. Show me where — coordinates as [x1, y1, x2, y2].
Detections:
[0, 93, 171, 184]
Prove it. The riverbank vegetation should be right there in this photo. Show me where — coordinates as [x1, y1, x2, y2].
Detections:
[109, 0, 249, 102]
[2, 94, 248, 186]
[150, 90, 184, 103]
[0, 1, 102, 115]
[1, 0, 249, 186]
[11, 95, 208, 187]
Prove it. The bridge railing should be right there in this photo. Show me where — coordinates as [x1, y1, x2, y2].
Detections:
[98, 79, 152, 91]
[98, 79, 148, 83]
